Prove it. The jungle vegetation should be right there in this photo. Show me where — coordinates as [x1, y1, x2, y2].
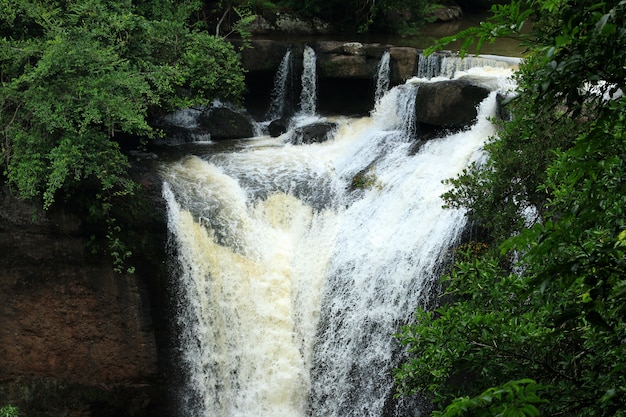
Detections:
[0, 0, 247, 270]
[395, 0, 626, 416]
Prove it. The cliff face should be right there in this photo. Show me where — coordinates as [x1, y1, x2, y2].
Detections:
[0, 164, 171, 417]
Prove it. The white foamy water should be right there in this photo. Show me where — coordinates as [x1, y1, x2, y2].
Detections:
[162, 64, 512, 417]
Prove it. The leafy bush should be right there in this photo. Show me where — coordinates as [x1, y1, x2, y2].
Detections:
[0, 0, 245, 270]
[0, 405, 19, 417]
[396, 1, 626, 416]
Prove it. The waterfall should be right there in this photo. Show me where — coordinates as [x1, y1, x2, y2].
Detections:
[417, 52, 520, 79]
[374, 50, 391, 105]
[266, 49, 293, 121]
[299, 46, 317, 116]
[162, 64, 514, 417]
[416, 52, 444, 79]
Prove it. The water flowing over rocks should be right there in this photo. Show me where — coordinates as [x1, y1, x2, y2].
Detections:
[234, 39, 417, 85]
[157, 44, 499, 141]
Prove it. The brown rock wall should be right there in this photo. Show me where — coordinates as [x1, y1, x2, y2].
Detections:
[0, 179, 169, 416]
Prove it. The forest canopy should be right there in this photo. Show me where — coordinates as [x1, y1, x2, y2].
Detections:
[395, 0, 626, 416]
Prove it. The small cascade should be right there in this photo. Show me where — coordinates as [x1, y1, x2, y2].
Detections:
[416, 53, 444, 79]
[440, 55, 512, 78]
[299, 45, 317, 116]
[374, 50, 391, 105]
[417, 52, 520, 79]
[371, 84, 418, 138]
[266, 49, 293, 121]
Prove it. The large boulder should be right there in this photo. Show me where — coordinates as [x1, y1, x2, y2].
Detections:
[316, 41, 385, 80]
[198, 106, 256, 140]
[289, 122, 338, 144]
[153, 106, 256, 144]
[428, 5, 463, 21]
[317, 54, 374, 79]
[414, 79, 490, 130]
[389, 47, 419, 83]
[268, 117, 290, 137]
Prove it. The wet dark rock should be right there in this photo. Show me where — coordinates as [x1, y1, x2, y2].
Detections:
[268, 117, 290, 137]
[197, 106, 256, 140]
[414, 79, 490, 130]
[289, 122, 338, 144]
[389, 47, 419, 83]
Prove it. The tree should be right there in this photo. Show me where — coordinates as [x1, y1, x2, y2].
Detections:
[395, 1, 626, 415]
[0, 0, 245, 270]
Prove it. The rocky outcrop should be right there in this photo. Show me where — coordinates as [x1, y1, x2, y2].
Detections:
[289, 122, 338, 144]
[198, 106, 257, 140]
[0, 164, 171, 417]
[414, 79, 491, 130]
[233, 39, 417, 85]
[154, 105, 257, 144]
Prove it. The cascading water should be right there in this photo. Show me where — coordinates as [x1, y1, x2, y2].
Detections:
[266, 49, 293, 121]
[374, 50, 391, 105]
[417, 53, 521, 79]
[162, 56, 516, 417]
[299, 46, 317, 116]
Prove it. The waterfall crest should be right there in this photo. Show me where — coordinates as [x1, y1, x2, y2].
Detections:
[266, 49, 293, 121]
[162, 58, 515, 417]
[299, 46, 317, 116]
[417, 52, 520, 79]
[374, 50, 391, 105]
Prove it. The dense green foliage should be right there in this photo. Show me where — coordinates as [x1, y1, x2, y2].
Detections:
[396, 0, 626, 416]
[0, 405, 19, 417]
[0, 0, 245, 269]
